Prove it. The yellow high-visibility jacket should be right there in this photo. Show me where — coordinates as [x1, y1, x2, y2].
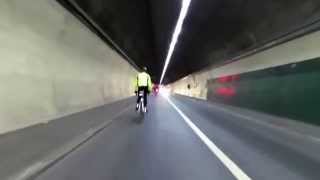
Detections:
[134, 72, 152, 92]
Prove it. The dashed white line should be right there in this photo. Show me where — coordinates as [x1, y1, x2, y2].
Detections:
[166, 97, 252, 180]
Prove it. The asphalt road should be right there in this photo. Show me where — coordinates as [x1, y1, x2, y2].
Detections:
[34, 95, 320, 180]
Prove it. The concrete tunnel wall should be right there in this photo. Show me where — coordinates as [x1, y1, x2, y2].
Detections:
[170, 30, 320, 125]
[0, 0, 137, 134]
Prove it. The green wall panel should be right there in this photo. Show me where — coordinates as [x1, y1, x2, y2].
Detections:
[207, 58, 320, 125]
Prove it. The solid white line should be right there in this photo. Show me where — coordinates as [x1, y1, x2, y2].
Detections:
[166, 97, 252, 180]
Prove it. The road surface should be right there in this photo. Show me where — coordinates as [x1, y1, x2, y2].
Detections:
[34, 95, 320, 180]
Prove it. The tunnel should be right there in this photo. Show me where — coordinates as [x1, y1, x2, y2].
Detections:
[1, 0, 320, 179]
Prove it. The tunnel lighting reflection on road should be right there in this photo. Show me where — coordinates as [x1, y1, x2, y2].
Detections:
[159, 0, 192, 84]
[159, 86, 171, 98]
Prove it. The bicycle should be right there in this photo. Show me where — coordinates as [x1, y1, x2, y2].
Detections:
[136, 90, 147, 115]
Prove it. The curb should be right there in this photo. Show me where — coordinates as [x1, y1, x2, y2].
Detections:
[7, 105, 132, 180]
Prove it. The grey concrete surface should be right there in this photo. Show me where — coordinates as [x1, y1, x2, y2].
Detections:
[0, 0, 137, 134]
[0, 97, 135, 180]
[176, 95, 320, 140]
[35, 96, 235, 180]
[26, 96, 320, 180]
[171, 95, 320, 180]
[62, 0, 158, 76]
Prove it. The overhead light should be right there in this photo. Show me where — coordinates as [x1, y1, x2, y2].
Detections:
[159, 0, 191, 84]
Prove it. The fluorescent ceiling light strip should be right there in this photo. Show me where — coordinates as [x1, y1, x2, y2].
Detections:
[160, 0, 191, 84]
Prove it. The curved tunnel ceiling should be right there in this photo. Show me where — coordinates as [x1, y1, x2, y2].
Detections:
[58, 0, 320, 84]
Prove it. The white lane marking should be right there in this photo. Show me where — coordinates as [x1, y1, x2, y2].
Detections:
[166, 97, 252, 180]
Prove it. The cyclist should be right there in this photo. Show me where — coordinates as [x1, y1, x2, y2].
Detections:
[135, 67, 152, 111]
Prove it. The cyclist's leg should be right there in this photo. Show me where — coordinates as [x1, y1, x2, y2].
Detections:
[136, 87, 142, 110]
[136, 94, 141, 104]
[143, 87, 148, 108]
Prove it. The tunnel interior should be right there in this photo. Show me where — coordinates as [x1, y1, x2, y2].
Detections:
[58, 0, 320, 83]
[1, 1, 320, 179]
